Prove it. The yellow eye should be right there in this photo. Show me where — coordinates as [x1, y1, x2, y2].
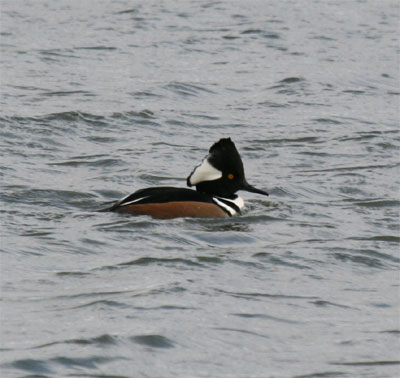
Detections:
[227, 173, 234, 180]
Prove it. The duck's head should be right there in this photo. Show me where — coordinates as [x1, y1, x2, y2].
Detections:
[186, 138, 269, 198]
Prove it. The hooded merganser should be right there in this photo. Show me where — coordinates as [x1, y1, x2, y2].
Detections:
[104, 138, 268, 219]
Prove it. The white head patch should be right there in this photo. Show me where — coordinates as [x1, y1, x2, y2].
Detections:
[188, 156, 222, 185]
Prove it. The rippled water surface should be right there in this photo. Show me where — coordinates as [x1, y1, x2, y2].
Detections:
[1, 1, 399, 377]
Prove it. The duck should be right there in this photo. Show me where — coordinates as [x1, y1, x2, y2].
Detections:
[104, 138, 268, 219]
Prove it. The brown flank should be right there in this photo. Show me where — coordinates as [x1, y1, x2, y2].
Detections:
[114, 201, 229, 219]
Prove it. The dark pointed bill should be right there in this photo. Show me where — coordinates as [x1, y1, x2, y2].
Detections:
[242, 181, 269, 196]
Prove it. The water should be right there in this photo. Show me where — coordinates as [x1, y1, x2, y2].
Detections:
[1, 1, 399, 377]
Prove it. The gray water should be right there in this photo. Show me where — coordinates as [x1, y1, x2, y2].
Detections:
[1, 1, 399, 377]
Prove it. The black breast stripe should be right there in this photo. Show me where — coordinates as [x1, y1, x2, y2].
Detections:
[213, 197, 241, 214]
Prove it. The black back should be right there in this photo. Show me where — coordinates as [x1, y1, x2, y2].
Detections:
[107, 187, 215, 211]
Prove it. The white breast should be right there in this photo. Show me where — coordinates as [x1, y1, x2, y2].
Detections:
[213, 196, 244, 216]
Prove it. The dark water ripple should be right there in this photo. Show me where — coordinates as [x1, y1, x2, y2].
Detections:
[1, 0, 399, 377]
